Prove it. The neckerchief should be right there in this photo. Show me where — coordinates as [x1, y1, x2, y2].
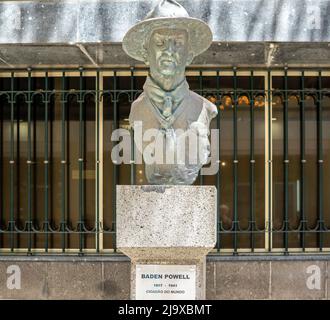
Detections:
[143, 76, 189, 129]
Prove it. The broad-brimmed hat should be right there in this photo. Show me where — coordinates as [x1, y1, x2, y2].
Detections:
[122, 0, 213, 62]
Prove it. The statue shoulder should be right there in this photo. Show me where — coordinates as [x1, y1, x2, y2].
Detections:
[188, 90, 218, 120]
[202, 96, 218, 120]
[131, 92, 146, 109]
[129, 92, 147, 126]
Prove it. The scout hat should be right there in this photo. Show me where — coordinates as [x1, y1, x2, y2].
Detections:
[122, 0, 213, 62]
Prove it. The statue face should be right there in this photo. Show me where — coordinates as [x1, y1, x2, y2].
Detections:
[146, 28, 190, 77]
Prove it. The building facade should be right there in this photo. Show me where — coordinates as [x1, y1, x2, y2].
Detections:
[0, 0, 330, 299]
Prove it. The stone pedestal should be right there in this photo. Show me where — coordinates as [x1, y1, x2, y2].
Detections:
[117, 185, 216, 300]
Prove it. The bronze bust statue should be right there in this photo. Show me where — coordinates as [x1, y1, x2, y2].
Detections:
[123, 0, 217, 185]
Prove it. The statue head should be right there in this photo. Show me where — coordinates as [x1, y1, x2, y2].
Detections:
[122, 0, 212, 72]
[145, 28, 193, 80]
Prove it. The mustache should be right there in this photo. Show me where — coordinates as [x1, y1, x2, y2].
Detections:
[159, 55, 177, 64]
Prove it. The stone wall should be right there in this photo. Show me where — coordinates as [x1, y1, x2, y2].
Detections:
[0, 256, 328, 299]
[1, 0, 329, 43]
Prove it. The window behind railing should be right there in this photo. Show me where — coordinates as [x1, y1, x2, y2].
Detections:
[0, 68, 329, 255]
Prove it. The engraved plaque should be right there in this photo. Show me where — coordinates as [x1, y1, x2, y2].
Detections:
[136, 264, 196, 300]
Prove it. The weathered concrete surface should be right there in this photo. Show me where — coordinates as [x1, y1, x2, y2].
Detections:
[271, 261, 326, 300]
[0, 1, 329, 68]
[0, 44, 92, 68]
[0, 262, 48, 299]
[103, 261, 131, 300]
[47, 262, 104, 299]
[117, 185, 217, 251]
[215, 261, 270, 299]
[0, 260, 131, 300]
[206, 261, 216, 299]
[0, 257, 329, 299]
[1, 42, 330, 68]
[0, 0, 330, 44]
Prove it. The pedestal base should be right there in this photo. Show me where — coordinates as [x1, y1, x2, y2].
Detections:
[117, 185, 216, 300]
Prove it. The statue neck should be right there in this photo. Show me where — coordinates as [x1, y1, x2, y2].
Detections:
[149, 71, 185, 91]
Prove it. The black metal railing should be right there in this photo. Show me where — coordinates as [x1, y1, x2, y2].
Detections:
[0, 67, 329, 255]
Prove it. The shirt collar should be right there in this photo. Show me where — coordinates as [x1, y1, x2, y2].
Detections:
[143, 75, 190, 129]
[143, 75, 190, 111]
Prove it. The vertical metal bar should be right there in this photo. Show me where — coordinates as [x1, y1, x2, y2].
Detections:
[16, 78, 20, 250]
[49, 76, 53, 250]
[283, 67, 289, 254]
[44, 72, 49, 252]
[9, 73, 15, 251]
[233, 67, 238, 254]
[0, 80, 2, 245]
[300, 72, 306, 251]
[216, 70, 221, 252]
[27, 68, 33, 253]
[130, 128, 135, 185]
[33, 74, 37, 251]
[266, 70, 272, 252]
[96, 70, 100, 253]
[199, 70, 204, 185]
[78, 67, 85, 253]
[0, 80, 3, 247]
[60, 72, 67, 252]
[112, 71, 118, 251]
[249, 71, 255, 252]
[199, 70, 203, 96]
[317, 71, 324, 251]
[130, 67, 136, 185]
[98, 72, 104, 252]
